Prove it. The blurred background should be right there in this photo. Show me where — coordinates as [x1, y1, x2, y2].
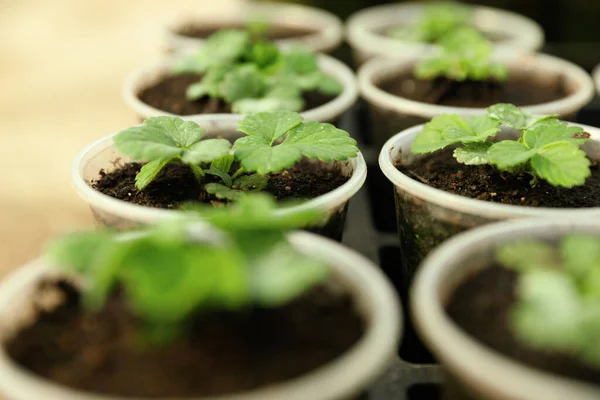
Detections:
[1, 0, 599, 275]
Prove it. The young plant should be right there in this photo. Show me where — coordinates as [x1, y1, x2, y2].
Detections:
[111, 111, 359, 199]
[387, 2, 471, 43]
[411, 103, 591, 188]
[496, 235, 600, 368]
[207, 110, 359, 200]
[46, 194, 329, 344]
[171, 29, 342, 113]
[113, 116, 231, 190]
[414, 26, 508, 82]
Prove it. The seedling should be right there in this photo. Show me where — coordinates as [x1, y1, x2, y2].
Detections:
[496, 235, 600, 367]
[387, 2, 471, 43]
[411, 103, 591, 188]
[171, 29, 342, 113]
[414, 26, 508, 82]
[47, 194, 328, 344]
[112, 111, 358, 199]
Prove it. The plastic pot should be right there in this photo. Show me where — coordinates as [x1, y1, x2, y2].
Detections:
[72, 121, 367, 241]
[0, 228, 401, 400]
[593, 64, 600, 95]
[123, 54, 358, 126]
[359, 52, 595, 147]
[378, 122, 600, 289]
[412, 218, 600, 400]
[164, 2, 343, 55]
[346, 2, 543, 66]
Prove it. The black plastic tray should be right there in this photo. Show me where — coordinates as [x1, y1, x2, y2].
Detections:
[339, 97, 600, 399]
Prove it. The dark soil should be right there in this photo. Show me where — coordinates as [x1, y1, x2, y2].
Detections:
[138, 73, 336, 116]
[447, 265, 600, 385]
[379, 72, 568, 107]
[398, 148, 600, 208]
[92, 159, 349, 209]
[6, 280, 363, 397]
[175, 24, 317, 40]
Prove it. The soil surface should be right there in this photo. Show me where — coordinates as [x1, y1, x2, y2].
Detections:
[175, 24, 317, 40]
[398, 148, 600, 208]
[6, 280, 363, 397]
[379, 72, 568, 107]
[93, 159, 349, 209]
[138, 73, 336, 116]
[447, 265, 600, 384]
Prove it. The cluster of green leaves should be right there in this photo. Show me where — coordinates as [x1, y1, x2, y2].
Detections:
[47, 194, 328, 344]
[387, 2, 472, 43]
[496, 235, 600, 367]
[414, 26, 508, 82]
[113, 111, 358, 196]
[411, 103, 591, 188]
[172, 29, 342, 113]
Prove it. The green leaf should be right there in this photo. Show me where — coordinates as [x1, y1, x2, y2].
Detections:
[317, 74, 343, 95]
[281, 48, 319, 75]
[188, 163, 205, 181]
[205, 183, 246, 201]
[561, 235, 600, 280]
[233, 174, 268, 191]
[219, 65, 266, 103]
[251, 241, 328, 307]
[113, 116, 210, 161]
[237, 111, 303, 143]
[204, 168, 232, 187]
[136, 157, 175, 190]
[511, 269, 584, 351]
[488, 141, 536, 170]
[186, 193, 324, 231]
[181, 138, 232, 164]
[46, 231, 113, 273]
[235, 120, 357, 174]
[523, 120, 587, 149]
[234, 137, 303, 174]
[453, 142, 492, 165]
[249, 41, 280, 68]
[486, 103, 556, 130]
[172, 30, 250, 74]
[466, 115, 502, 139]
[232, 95, 304, 114]
[531, 142, 591, 188]
[411, 114, 470, 153]
[185, 65, 229, 101]
[210, 154, 234, 175]
[496, 240, 559, 271]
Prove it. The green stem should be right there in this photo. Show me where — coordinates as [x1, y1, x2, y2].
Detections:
[231, 167, 245, 180]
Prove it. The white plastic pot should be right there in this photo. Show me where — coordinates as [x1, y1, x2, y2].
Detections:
[0, 228, 402, 400]
[72, 121, 367, 239]
[412, 218, 600, 400]
[123, 53, 358, 125]
[593, 64, 600, 95]
[378, 122, 600, 285]
[360, 52, 595, 146]
[164, 2, 343, 54]
[346, 2, 544, 66]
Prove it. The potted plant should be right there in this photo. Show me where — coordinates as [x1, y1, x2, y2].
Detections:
[124, 29, 357, 125]
[412, 218, 600, 400]
[358, 28, 594, 146]
[72, 111, 367, 240]
[346, 1, 544, 66]
[379, 103, 600, 289]
[163, 2, 343, 54]
[0, 195, 401, 400]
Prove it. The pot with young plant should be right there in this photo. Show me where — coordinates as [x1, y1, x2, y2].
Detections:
[347, 1, 544, 66]
[72, 111, 366, 240]
[0, 195, 401, 400]
[163, 2, 343, 54]
[359, 27, 594, 147]
[379, 103, 600, 291]
[124, 29, 357, 125]
[412, 218, 600, 400]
